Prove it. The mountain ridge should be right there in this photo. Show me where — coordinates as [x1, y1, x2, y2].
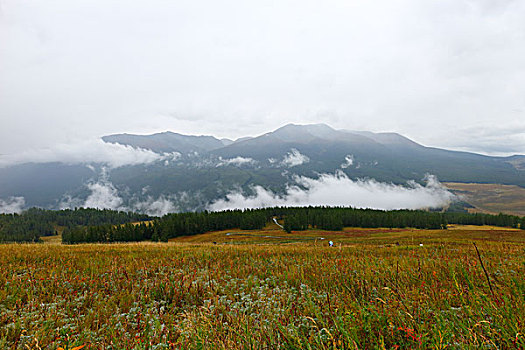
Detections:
[1, 123, 523, 212]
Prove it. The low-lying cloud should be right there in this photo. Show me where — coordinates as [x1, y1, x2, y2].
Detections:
[209, 172, 456, 211]
[281, 148, 310, 167]
[131, 196, 177, 217]
[217, 156, 256, 167]
[162, 152, 182, 166]
[341, 155, 354, 168]
[83, 182, 124, 210]
[60, 179, 178, 216]
[0, 139, 170, 168]
[0, 196, 26, 214]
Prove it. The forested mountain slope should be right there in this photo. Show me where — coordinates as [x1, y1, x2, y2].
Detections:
[1, 124, 523, 212]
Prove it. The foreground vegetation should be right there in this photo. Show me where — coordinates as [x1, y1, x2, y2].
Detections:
[1, 225, 524, 349]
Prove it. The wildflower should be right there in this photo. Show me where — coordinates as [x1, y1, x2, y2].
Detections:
[57, 345, 85, 350]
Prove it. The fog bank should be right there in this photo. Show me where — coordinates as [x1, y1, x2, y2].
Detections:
[0, 196, 25, 214]
[209, 172, 456, 211]
[0, 139, 168, 168]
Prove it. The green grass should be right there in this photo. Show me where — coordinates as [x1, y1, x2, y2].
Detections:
[1, 226, 524, 349]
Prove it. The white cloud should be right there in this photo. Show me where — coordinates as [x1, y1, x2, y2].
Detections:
[0, 196, 25, 214]
[0, 139, 167, 168]
[132, 196, 177, 216]
[162, 152, 182, 166]
[209, 172, 456, 211]
[217, 156, 256, 167]
[2, 0, 525, 157]
[341, 154, 354, 168]
[281, 149, 310, 167]
[60, 179, 178, 215]
[434, 121, 525, 156]
[58, 195, 84, 210]
[83, 181, 124, 210]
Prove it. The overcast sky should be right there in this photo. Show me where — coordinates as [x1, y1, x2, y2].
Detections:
[1, 0, 525, 157]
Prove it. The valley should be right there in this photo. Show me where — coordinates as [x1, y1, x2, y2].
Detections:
[4, 2, 525, 349]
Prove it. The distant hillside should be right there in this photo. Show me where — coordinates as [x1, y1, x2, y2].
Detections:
[102, 131, 226, 154]
[444, 183, 525, 216]
[506, 155, 525, 170]
[1, 123, 523, 212]
[211, 124, 523, 186]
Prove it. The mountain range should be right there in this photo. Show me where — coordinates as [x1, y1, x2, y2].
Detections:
[1, 124, 524, 214]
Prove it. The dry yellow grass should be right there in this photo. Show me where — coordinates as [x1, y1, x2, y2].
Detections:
[40, 234, 62, 244]
[170, 224, 525, 246]
[2, 227, 524, 349]
[444, 182, 525, 216]
[447, 224, 521, 231]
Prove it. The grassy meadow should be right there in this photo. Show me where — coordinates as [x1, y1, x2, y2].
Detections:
[444, 182, 525, 217]
[1, 225, 524, 349]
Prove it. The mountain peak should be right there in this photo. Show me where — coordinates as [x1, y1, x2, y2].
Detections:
[270, 123, 338, 142]
[275, 123, 334, 132]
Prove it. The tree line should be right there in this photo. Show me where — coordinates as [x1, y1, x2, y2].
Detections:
[61, 206, 525, 244]
[444, 212, 523, 228]
[0, 214, 54, 243]
[23, 207, 151, 227]
[0, 208, 151, 243]
[2, 206, 524, 244]
[281, 207, 447, 232]
[62, 209, 267, 244]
